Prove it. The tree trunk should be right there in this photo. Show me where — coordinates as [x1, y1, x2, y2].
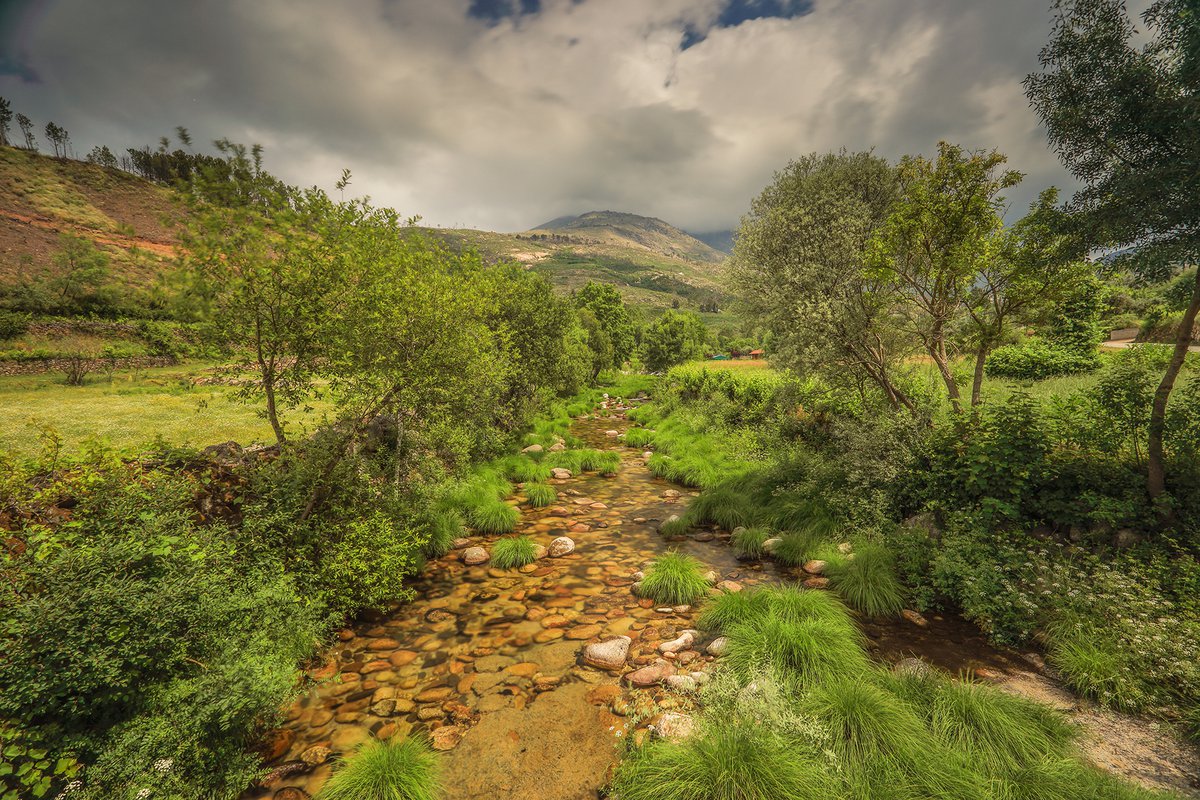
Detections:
[929, 328, 962, 412]
[971, 343, 988, 406]
[264, 376, 286, 446]
[1147, 266, 1200, 498]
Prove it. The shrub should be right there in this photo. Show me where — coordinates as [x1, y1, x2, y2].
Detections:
[611, 724, 823, 800]
[490, 535, 538, 569]
[985, 338, 1097, 380]
[639, 552, 710, 605]
[731, 526, 771, 558]
[0, 309, 29, 340]
[523, 481, 557, 508]
[316, 736, 442, 800]
[825, 541, 905, 617]
[316, 511, 423, 614]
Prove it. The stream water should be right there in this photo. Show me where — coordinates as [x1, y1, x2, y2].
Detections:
[246, 405, 1200, 800]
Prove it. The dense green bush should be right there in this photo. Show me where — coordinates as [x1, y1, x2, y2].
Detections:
[985, 337, 1098, 380]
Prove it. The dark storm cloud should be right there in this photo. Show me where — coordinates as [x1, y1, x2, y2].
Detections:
[0, 0, 1074, 232]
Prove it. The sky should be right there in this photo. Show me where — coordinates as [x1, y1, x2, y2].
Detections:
[0, 0, 1077, 235]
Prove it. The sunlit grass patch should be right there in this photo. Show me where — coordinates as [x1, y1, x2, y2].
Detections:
[316, 735, 441, 800]
[640, 551, 710, 605]
[490, 535, 538, 569]
[731, 526, 771, 558]
[523, 481, 558, 508]
[826, 541, 905, 617]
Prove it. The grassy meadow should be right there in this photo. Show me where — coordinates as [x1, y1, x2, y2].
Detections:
[0, 364, 324, 457]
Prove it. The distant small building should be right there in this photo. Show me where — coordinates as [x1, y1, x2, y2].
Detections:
[749, 349, 765, 359]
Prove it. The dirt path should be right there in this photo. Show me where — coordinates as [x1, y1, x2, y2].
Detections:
[0, 207, 177, 257]
[247, 405, 1200, 799]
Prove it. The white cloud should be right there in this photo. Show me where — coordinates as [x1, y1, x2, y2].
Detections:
[0, 0, 1072, 232]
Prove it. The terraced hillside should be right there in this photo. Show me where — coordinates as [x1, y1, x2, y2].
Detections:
[0, 146, 180, 291]
[422, 210, 730, 311]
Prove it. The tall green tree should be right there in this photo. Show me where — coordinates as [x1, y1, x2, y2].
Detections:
[178, 141, 341, 445]
[15, 113, 34, 150]
[867, 142, 1022, 411]
[730, 151, 918, 411]
[1026, 0, 1200, 498]
[963, 187, 1094, 404]
[574, 281, 635, 369]
[642, 309, 709, 371]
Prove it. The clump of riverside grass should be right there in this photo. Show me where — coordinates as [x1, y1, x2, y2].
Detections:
[523, 481, 557, 508]
[771, 530, 824, 566]
[826, 540, 905, 617]
[316, 736, 441, 800]
[731, 526, 771, 558]
[639, 551, 710, 605]
[658, 515, 691, 538]
[614, 584, 1162, 800]
[490, 535, 538, 569]
[422, 508, 465, 558]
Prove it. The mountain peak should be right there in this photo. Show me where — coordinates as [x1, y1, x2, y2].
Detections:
[528, 210, 725, 264]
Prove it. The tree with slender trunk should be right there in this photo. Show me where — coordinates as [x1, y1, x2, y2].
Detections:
[16, 113, 35, 150]
[867, 142, 1022, 412]
[1026, 0, 1200, 500]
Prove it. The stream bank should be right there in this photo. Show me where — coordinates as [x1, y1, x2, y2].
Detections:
[247, 405, 1200, 800]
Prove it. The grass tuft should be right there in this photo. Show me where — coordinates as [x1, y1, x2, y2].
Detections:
[731, 526, 771, 558]
[423, 508, 464, 558]
[523, 481, 557, 508]
[316, 735, 441, 800]
[687, 484, 755, 529]
[466, 500, 520, 535]
[640, 551, 710, 605]
[771, 530, 825, 566]
[623, 427, 656, 448]
[611, 723, 823, 800]
[658, 515, 692, 538]
[825, 541, 905, 617]
[724, 615, 869, 685]
[1045, 629, 1143, 711]
[490, 535, 538, 569]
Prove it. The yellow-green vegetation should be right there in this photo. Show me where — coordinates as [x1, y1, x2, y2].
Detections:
[619, 587, 1161, 800]
[316, 736, 442, 800]
[639, 551, 710, 605]
[0, 365, 322, 457]
[490, 535, 539, 569]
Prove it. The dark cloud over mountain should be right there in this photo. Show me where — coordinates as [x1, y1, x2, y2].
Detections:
[0, 0, 1073, 232]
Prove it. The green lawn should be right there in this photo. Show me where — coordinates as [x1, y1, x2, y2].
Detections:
[0, 363, 322, 458]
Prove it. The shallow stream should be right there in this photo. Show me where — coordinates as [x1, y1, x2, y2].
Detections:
[247, 406, 1200, 800]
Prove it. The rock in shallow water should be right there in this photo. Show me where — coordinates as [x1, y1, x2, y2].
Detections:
[548, 536, 575, 557]
[623, 661, 673, 688]
[582, 635, 631, 670]
[462, 547, 489, 565]
[706, 636, 729, 657]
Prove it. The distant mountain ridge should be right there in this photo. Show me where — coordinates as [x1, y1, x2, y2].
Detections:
[529, 210, 726, 265]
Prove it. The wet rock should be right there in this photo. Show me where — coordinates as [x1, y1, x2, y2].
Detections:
[692, 531, 715, 542]
[803, 576, 830, 589]
[895, 657, 931, 678]
[803, 559, 827, 575]
[507, 662, 540, 678]
[415, 686, 455, 703]
[388, 650, 419, 668]
[714, 580, 743, 593]
[452, 537, 473, 549]
[662, 489, 681, 498]
[642, 451, 653, 460]
[901, 609, 928, 627]
[583, 636, 631, 670]
[762, 537, 783, 554]
[273, 788, 311, 800]
[462, 547, 489, 565]
[370, 699, 396, 716]
[623, 661, 673, 688]
[299, 746, 331, 767]
[702, 570, 719, 584]
[430, 725, 465, 751]
[548, 536, 576, 557]
[605, 430, 620, 437]
[569, 522, 591, 533]
[706, 636, 729, 657]
[659, 632, 696, 655]
[653, 712, 696, 741]
[550, 468, 573, 480]
[521, 444, 544, 454]
[665, 675, 698, 692]
[566, 623, 603, 640]
[260, 728, 295, 762]
[417, 706, 444, 721]
[532, 544, 548, 559]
